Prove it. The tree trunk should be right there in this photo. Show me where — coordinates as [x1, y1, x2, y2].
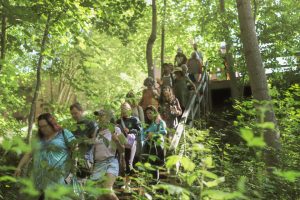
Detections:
[236, 0, 280, 167]
[160, 0, 166, 76]
[220, 0, 240, 98]
[146, 0, 157, 78]
[50, 73, 54, 103]
[0, 8, 7, 73]
[57, 83, 67, 104]
[27, 14, 51, 142]
[65, 87, 73, 105]
[62, 84, 71, 104]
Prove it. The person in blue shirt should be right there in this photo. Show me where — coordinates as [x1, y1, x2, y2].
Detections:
[143, 105, 167, 181]
[14, 113, 76, 200]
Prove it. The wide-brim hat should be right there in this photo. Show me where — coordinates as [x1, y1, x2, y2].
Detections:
[173, 66, 183, 73]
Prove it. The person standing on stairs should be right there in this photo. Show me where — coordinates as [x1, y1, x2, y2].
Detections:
[174, 47, 188, 67]
[92, 108, 125, 200]
[139, 77, 160, 111]
[70, 102, 98, 181]
[14, 113, 77, 200]
[125, 91, 145, 124]
[159, 86, 182, 129]
[143, 105, 167, 181]
[187, 52, 203, 83]
[116, 102, 142, 190]
[193, 43, 204, 64]
[157, 63, 175, 89]
[173, 67, 196, 111]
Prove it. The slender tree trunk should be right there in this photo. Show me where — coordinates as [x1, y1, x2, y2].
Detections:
[50, 73, 54, 103]
[146, 0, 157, 78]
[0, 8, 7, 73]
[27, 14, 51, 142]
[62, 84, 71, 104]
[220, 0, 240, 98]
[160, 0, 166, 76]
[57, 83, 67, 104]
[236, 0, 280, 167]
[65, 87, 73, 105]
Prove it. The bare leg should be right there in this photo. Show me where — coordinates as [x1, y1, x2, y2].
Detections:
[129, 141, 137, 167]
[97, 173, 118, 200]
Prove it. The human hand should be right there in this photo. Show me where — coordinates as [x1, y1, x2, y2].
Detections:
[124, 127, 130, 134]
[147, 132, 153, 140]
[112, 132, 119, 142]
[14, 168, 21, 177]
[64, 173, 73, 184]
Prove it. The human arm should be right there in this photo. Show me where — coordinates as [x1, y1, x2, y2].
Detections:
[145, 120, 167, 139]
[197, 60, 203, 82]
[14, 152, 32, 177]
[171, 99, 182, 117]
[152, 87, 160, 100]
[112, 127, 125, 154]
[186, 76, 196, 90]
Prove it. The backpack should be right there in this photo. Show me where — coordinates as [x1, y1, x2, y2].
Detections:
[120, 118, 136, 149]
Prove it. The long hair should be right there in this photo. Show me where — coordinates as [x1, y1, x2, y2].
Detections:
[144, 105, 161, 125]
[126, 91, 137, 106]
[37, 113, 62, 140]
[70, 102, 83, 111]
[160, 86, 176, 104]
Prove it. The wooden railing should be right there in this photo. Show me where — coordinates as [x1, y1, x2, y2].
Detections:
[169, 61, 209, 152]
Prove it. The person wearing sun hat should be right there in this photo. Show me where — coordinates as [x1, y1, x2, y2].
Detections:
[173, 66, 195, 111]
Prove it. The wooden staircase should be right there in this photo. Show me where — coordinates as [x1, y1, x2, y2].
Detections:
[115, 63, 210, 200]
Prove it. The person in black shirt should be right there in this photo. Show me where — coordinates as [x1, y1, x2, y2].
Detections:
[70, 102, 97, 178]
[116, 102, 142, 190]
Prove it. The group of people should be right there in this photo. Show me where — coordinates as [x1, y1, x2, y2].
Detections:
[14, 45, 204, 200]
[13, 102, 167, 200]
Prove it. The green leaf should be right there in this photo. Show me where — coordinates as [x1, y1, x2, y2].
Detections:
[202, 156, 214, 168]
[256, 122, 275, 129]
[0, 176, 17, 182]
[240, 128, 253, 142]
[248, 137, 266, 147]
[240, 128, 265, 147]
[203, 177, 225, 188]
[181, 157, 195, 171]
[202, 190, 248, 200]
[166, 155, 181, 169]
[187, 173, 198, 186]
[200, 170, 219, 180]
[19, 178, 39, 197]
[237, 176, 247, 193]
[273, 169, 300, 182]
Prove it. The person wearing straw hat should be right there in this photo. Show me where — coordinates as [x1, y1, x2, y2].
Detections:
[173, 66, 195, 111]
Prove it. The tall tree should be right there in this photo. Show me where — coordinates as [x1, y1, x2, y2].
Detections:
[26, 14, 51, 142]
[146, 0, 157, 78]
[236, 0, 280, 167]
[0, 6, 7, 73]
[160, 0, 166, 73]
[219, 0, 240, 98]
